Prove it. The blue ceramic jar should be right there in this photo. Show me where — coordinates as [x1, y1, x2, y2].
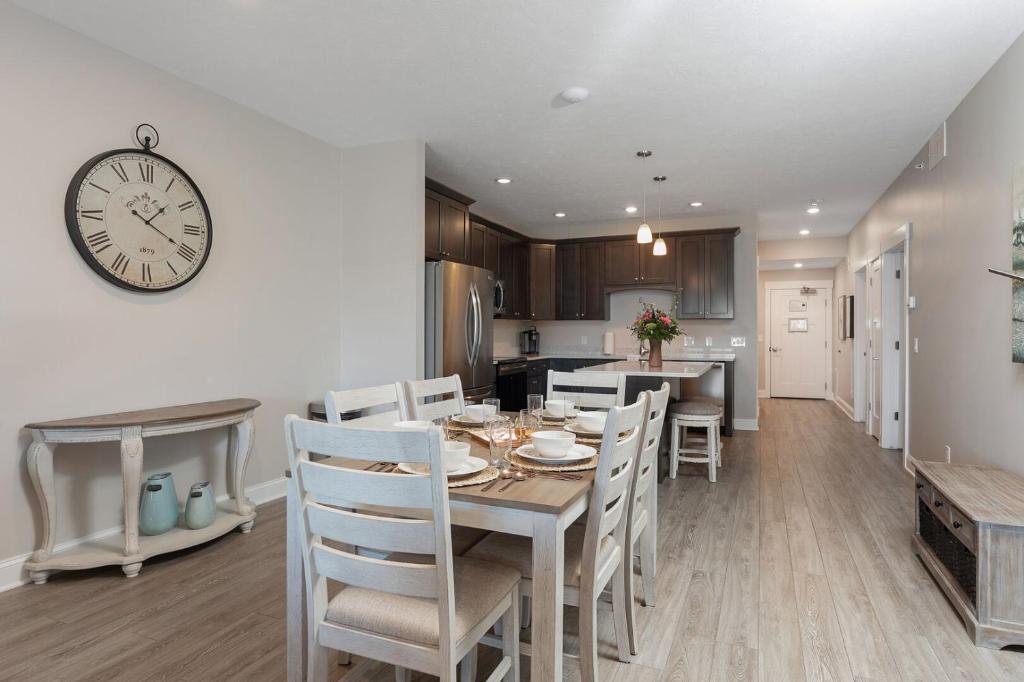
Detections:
[185, 481, 216, 530]
[139, 472, 179, 535]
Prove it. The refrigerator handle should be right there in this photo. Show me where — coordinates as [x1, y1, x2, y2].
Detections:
[465, 284, 477, 368]
[473, 283, 483, 367]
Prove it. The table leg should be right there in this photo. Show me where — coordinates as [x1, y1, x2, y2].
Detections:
[531, 513, 565, 681]
[26, 434, 56, 584]
[229, 414, 256, 520]
[287, 477, 306, 682]
[121, 425, 144, 566]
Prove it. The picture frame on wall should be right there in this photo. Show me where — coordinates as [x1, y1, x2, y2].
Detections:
[838, 295, 855, 340]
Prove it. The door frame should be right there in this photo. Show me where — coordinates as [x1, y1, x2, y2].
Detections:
[764, 279, 834, 399]
[881, 223, 913, 472]
[852, 266, 867, 422]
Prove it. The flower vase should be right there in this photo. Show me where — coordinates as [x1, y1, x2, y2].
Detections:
[185, 481, 216, 530]
[648, 339, 663, 368]
[139, 472, 179, 535]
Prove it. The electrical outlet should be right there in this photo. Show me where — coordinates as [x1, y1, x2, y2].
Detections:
[683, 336, 695, 346]
[705, 336, 713, 347]
[913, 337, 919, 354]
[580, 336, 588, 345]
[945, 445, 951, 463]
[730, 336, 746, 347]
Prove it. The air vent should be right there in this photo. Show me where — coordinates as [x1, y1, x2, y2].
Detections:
[928, 122, 947, 170]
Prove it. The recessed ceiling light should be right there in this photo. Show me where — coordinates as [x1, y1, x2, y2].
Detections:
[554, 212, 566, 218]
[559, 86, 590, 104]
[806, 201, 821, 215]
[794, 262, 804, 268]
[625, 206, 638, 214]
[689, 201, 703, 208]
[799, 229, 810, 236]
[495, 177, 512, 184]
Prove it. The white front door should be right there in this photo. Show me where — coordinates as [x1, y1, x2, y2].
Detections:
[769, 288, 828, 399]
[868, 257, 882, 438]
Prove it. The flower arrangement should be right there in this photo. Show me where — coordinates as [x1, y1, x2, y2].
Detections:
[629, 300, 682, 342]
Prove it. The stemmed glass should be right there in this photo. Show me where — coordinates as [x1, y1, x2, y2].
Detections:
[485, 415, 516, 471]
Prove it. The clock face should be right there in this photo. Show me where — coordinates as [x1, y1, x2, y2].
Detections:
[65, 150, 212, 292]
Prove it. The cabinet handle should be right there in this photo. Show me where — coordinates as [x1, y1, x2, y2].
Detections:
[934, 500, 943, 508]
[915, 483, 923, 489]
[953, 521, 962, 529]
[634, 276, 639, 281]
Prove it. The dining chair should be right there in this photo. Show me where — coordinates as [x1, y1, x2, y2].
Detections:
[466, 392, 649, 680]
[404, 375, 466, 422]
[546, 369, 626, 411]
[623, 382, 671, 656]
[324, 382, 408, 426]
[286, 415, 521, 681]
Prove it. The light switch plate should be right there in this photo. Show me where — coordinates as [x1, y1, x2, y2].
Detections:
[580, 336, 588, 345]
[705, 336, 713, 347]
[913, 337, 919, 353]
[683, 336, 695, 346]
[730, 336, 746, 347]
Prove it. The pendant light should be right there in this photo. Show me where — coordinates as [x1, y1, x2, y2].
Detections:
[636, 150, 653, 244]
[652, 175, 667, 255]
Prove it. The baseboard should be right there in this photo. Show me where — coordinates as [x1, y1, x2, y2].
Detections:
[757, 389, 769, 399]
[833, 395, 855, 420]
[733, 418, 759, 431]
[0, 476, 287, 593]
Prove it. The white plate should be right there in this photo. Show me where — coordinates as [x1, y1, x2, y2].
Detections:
[397, 456, 488, 478]
[515, 443, 596, 464]
[563, 422, 603, 437]
[541, 410, 572, 420]
[453, 414, 484, 425]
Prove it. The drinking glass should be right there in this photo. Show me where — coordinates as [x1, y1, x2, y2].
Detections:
[527, 393, 544, 418]
[486, 415, 515, 470]
[518, 409, 540, 440]
[483, 397, 500, 417]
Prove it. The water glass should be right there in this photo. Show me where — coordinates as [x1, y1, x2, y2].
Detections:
[483, 397, 500, 416]
[518, 409, 540, 440]
[485, 415, 515, 469]
[527, 393, 544, 418]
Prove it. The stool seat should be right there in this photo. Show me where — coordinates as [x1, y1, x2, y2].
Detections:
[669, 401, 722, 417]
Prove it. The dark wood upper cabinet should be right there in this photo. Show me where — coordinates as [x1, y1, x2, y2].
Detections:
[580, 242, 606, 320]
[704, 233, 734, 318]
[440, 198, 470, 263]
[484, 229, 501, 273]
[676, 235, 705, 318]
[469, 221, 488, 268]
[529, 243, 557, 320]
[640, 237, 676, 284]
[675, 231, 735, 319]
[513, 242, 530, 319]
[424, 192, 442, 259]
[556, 244, 582, 319]
[604, 240, 640, 286]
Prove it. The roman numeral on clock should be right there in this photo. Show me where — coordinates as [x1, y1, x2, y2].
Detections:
[183, 224, 202, 236]
[178, 200, 195, 212]
[177, 243, 198, 262]
[111, 252, 130, 275]
[138, 162, 154, 184]
[167, 261, 178, 276]
[80, 209, 103, 221]
[141, 263, 152, 283]
[111, 162, 129, 184]
[86, 230, 111, 253]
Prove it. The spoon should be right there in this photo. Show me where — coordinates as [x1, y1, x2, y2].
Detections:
[498, 470, 528, 492]
[480, 468, 514, 492]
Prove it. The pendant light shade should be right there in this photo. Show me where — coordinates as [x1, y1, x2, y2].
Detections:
[637, 223, 653, 243]
[651, 175, 668, 255]
[652, 236, 667, 255]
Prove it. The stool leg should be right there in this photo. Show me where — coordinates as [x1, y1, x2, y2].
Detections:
[669, 420, 679, 479]
[708, 423, 718, 483]
[716, 420, 723, 467]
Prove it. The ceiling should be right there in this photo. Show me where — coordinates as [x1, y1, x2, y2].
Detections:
[16, 0, 1024, 240]
[759, 257, 843, 272]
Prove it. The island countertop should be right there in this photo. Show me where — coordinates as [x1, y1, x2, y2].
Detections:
[574, 360, 713, 379]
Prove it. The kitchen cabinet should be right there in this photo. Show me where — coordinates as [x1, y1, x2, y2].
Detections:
[498, 238, 530, 320]
[469, 221, 501, 273]
[676, 232, 735, 319]
[580, 242, 606, 320]
[602, 239, 675, 287]
[526, 359, 549, 397]
[424, 192, 442, 259]
[528, 243, 557, 320]
[425, 188, 470, 263]
[641, 237, 676, 284]
[557, 242, 606, 320]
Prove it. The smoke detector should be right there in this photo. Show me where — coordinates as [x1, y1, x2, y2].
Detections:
[559, 86, 590, 104]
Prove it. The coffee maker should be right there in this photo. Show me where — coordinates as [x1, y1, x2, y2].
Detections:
[520, 326, 539, 355]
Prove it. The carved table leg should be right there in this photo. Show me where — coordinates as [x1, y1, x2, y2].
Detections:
[229, 414, 256, 520]
[27, 432, 56, 584]
[121, 426, 144, 561]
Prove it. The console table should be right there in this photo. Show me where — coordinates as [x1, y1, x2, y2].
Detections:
[24, 398, 260, 583]
[913, 460, 1024, 648]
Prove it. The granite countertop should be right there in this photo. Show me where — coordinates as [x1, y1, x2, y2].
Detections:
[494, 350, 737, 363]
[574, 360, 714, 378]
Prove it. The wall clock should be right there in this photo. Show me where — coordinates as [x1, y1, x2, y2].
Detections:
[64, 124, 212, 292]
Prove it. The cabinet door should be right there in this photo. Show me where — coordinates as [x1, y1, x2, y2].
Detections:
[529, 244, 557, 320]
[469, 221, 488, 268]
[705, 234, 735, 318]
[440, 198, 470, 262]
[580, 242, 606, 320]
[604, 240, 639, 286]
[512, 242, 530, 319]
[641, 236, 676, 284]
[676, 236, 705, 318]
[556, 244, 582, 319]
[485, 229, 501, 273]
[424, 191, 442, 259]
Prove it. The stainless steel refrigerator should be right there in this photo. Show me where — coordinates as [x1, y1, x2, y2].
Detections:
[424, 261, 495, 401]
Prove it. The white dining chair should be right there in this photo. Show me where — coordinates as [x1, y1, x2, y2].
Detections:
[466, 392, 649, 680]
[324, 382, 408, 426]
[547, 369, 626, 411]
[404, 375, 466, 422]
[286, 415, 521, 681]
[623, 382, 670, 655]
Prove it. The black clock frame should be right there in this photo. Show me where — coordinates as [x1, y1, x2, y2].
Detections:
[64, 147, 213, 293]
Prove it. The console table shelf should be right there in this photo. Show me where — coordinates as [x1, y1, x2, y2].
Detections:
[913, 461, 1024, 649]
[24, 398, 260, 583]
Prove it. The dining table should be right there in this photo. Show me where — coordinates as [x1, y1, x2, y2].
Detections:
[285, 413, 596, 681]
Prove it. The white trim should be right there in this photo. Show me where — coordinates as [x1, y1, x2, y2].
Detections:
[853, 267, 867, 422]
[757, 389, 769, 399]
[764, 279, 833, 399]
[0, 476, 287, 593]
[833, 395, 855, 420]
[733, 418, 759, 431]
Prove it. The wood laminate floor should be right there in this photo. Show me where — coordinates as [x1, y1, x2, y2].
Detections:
[4, 399, 1024, 681]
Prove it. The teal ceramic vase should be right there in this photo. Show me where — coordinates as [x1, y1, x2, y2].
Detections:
[184, 481, 216, 530]
[139, 472, 179, 535]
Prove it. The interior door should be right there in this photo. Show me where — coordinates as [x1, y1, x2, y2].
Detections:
[868, 257, 882, 438]
[769, 288, 827, 398]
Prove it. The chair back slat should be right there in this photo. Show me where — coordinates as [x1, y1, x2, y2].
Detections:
[306, 502, 436, 555]
[291, 418, 433, 463]
[312, 544, 438, 599]
[547, 370, 625, 410]
[299, 460, 434, 509]
[325, 383, 408, 425]
[633, 383, 671, 507]
[405, 375, 466, 422]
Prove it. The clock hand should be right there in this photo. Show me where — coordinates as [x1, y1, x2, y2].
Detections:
[131, 209, 178, 245]
[144, 205, 167, 226]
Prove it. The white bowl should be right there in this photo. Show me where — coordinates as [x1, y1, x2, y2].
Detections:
[443, 441, 471, 472]
[545, 399, 574, 418]
[531, 430, 576, 458]
[393, 420, 432, 430]
[463, 404, 497, 422]
[575, 411, 607, 433]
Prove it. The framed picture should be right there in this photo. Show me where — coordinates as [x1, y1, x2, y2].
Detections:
[838, 295, 854, 340]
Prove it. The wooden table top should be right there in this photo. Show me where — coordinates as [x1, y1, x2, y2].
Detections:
[25, 398, 261, 430]
[917, 460, 1024, 526]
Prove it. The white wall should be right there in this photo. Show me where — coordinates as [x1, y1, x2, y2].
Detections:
[0, 5, 348, 576]
[839, 30, 1024, 473]
[339, 140, 425, 386]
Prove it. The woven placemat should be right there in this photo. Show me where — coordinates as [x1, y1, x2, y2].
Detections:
[505, 451, 598, 472]
[447, 465, 499, 488]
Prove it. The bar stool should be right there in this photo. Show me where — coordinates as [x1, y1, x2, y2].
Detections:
[668, 400, 723, 482]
